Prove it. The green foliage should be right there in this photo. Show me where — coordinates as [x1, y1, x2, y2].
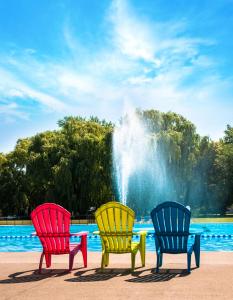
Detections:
[213, 125, 233, 211]
[0, 116, 114, 216]
[0, 112, 232, 217]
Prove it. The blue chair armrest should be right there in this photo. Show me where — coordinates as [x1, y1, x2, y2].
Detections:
[156, 245, 161, 254]
[154, 234, 161, 252]
[189, 230, 203, 235]
[187, 243, 194, 254]
[188, 231, 201, 249]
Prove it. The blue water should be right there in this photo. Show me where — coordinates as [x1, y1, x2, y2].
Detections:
[0, 223, 233, 252]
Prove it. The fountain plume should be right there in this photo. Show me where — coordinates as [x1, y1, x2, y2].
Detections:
[113, 108, 167, 214]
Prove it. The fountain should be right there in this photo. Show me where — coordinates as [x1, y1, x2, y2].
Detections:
[113, 108, 167, 215]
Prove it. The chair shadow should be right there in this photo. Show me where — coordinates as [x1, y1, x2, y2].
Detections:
[0, 267, 83, 284]
[126, 268, 196, 283]
[65, 267, 139, 282]
[0, 267, 197, 284]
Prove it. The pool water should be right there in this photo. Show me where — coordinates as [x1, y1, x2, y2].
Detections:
[0, 223, 233, 252]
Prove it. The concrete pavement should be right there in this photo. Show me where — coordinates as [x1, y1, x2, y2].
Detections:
[0, 252, 233, 300]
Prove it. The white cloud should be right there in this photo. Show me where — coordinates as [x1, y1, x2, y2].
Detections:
[108, 0, 214, 69]
[0, 101, 28, 122]
[0, 66, 69, 116]
[109, 0, 160, 64]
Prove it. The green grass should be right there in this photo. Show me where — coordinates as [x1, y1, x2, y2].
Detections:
[191, 217, 233, 223]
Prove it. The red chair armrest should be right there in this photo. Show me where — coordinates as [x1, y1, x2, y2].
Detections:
[70, 231, 88, 237]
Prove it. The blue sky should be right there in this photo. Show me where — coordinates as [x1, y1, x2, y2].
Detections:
[0, 0, 233, 152]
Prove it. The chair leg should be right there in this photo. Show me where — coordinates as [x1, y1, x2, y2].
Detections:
[194, 248, 200, 268]
[45, 253, 51, 268]
[139, 233, 146, 267]
[39, 252, 44, 273]
[131, 253, 136, 271]
[81, 249, 87, 268]
[194, 235, 201, 267]
[81, 235, 87, 267]
[156, 253, 160, 273]
[187, 253, 192, 273]
[159, 253, 163, 267]
[105, 253, 109, 267]
[69, 253, 75, 272]
[139, 245, 145, 267]
[101, 252, 105, 269]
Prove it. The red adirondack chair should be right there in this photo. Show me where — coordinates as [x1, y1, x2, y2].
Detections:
[31, 203, 87, 273]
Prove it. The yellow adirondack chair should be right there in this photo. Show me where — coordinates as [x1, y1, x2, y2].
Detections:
[94, 201, 146, 270]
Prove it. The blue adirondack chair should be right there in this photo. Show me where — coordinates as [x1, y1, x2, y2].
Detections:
[150, 201, 201, 273]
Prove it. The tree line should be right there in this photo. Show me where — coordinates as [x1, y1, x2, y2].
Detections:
[0, 110, 232, 217]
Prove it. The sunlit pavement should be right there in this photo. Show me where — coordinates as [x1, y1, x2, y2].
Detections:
[0, 252, 233, 300]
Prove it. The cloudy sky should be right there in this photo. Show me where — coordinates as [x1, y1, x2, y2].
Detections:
[0, 0, 233, 152]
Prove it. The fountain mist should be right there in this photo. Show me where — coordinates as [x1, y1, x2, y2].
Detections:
[113, 109, 167, 214]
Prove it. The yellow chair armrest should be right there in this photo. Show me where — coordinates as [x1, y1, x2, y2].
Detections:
[133, 231, 147, 236]
[139, 231, 147, 236]
[93, 231, 100, 235]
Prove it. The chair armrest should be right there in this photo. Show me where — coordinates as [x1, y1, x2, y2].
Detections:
[156, 246, 161, 254]
[189, 230, 203, 235]
[139, 231, 147, 236]
[133, 231, 147, 236]
[138, 231, 147, 250]
[93, 231, 100, 235]
[187, 243, 194, 254]
[70, 231, 88, 237]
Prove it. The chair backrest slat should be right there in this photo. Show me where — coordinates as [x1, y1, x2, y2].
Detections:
[171, 206, 178, 249]
[151, 201, 191, 253]
[95, 202, 135, 253]
[43, 208, 54, 252]
[178, 208, 185, 250]
[121, 207, 128, 250]
[114, 207, 122, 250]
[164, 207, 172, 249]
[31, 203, 71, 254]
[50, 208, 59, 251]
[157, 209, 167, 249]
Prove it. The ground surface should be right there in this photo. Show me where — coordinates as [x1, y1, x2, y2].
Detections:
[0, 252, 233, 300]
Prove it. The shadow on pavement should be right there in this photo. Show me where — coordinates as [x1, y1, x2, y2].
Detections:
[0, 268, 79, 284]
[0, 267, 196, 284]
[126, 268, 194, 283]
[65, 267, 136, 282]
